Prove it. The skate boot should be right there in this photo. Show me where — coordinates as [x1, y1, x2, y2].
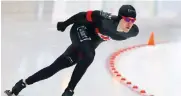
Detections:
[62, 88, 74, 96]
[5, 79, 26, 96]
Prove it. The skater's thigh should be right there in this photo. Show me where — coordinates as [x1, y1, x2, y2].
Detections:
[63, 42, 95, 64]
[62, 44, 82, 64]
[77, 41, 95, 58]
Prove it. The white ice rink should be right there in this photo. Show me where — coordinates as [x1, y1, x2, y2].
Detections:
[1, 1, 181, 96]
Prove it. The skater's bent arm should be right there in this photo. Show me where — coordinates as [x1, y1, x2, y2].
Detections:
[66, 10, 111, 23]
[86, 10, 112, 23]
[57, 10, 111, 31]
[59, 10, 110, 26]
[62, 12, 87, 25]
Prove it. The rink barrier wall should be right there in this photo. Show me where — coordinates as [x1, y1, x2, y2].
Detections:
[109, 44, 155, 96]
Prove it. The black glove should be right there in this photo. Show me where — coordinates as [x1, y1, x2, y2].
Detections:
[57, 22, 67, 32]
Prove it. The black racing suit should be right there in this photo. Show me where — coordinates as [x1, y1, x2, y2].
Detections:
[24, 10, 139, 91]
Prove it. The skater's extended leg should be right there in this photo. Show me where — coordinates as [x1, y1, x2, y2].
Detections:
[25, 56, 71, 84]
[6, 44, 79, 96]
[26, 45, 78, 84]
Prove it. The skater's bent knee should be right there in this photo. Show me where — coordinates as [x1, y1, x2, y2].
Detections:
[81, 52, 95, 63]
[86, 51, 95, 59]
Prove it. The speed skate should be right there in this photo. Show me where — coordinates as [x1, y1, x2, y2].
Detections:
[4, 90, 22, 96]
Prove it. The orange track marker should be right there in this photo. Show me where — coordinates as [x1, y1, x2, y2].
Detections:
[148, 32, 155, 45]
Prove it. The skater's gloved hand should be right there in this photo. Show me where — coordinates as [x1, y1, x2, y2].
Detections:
[57, 22, 67, 32]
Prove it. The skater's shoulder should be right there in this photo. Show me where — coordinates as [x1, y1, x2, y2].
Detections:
[132, 24, 139, 31]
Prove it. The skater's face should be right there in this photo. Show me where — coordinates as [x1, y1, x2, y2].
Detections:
[119, 16, 136, 32]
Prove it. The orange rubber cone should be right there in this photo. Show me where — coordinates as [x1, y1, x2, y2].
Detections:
[148, 32, 155, 45]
